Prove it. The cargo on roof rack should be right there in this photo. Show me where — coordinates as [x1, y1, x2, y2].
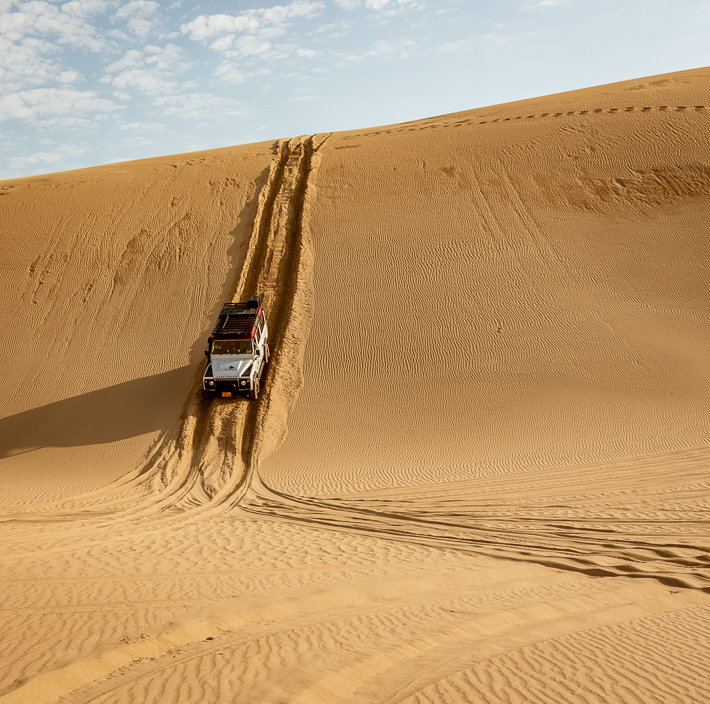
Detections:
[202, 295, 270, 400]
[211, 300, 262, 340]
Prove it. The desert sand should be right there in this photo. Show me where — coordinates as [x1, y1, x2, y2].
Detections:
[1, 67, 710, 703]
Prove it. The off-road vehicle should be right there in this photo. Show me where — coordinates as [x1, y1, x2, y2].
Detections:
[202, 296, 269, 400]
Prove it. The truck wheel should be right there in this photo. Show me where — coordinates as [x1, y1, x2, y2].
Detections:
[264, 343, 270, 364]
[250, 378, 260, 400]
[203, 391, 211, 400]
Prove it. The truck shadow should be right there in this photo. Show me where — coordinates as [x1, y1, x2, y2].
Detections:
[0, 366, 193, 461]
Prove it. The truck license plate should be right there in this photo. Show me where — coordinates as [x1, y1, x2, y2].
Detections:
[221, 392, 232, 398]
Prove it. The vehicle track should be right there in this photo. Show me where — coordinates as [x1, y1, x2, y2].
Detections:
[239, 473, 710, 594]
[118, 134, 320, 516]
[2, 134, 324, 527]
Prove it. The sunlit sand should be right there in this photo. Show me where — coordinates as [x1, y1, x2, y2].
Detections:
[1, 67, 710, 704]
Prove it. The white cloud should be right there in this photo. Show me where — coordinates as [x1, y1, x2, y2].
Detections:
[112, 68, 176, 94]
[363, 0, 417, 10]
[152, 92, 250, 122]
[0, 0, 107, 51]
[260, 1, 322, 25]
[438, 39, 471, 54]
[334, 0, 361, 9]
[58, 69, 82, 83]
[181, 14, 261, 41]
[313, 18, 350, 37]
[230, 34, 272, 57]
[258, 25, 288, 40]
[0, 0, 109, 101]
[106, 48, 144, 72]
[106, 27, 130, 40]
[214, 62, 247, 84]
[365, 38, 416, 58]
[180, 1, 323, 42]
[214, 62, 271, 84]
[0, 36, 60, 92]
[209, 35, 233, 52]
[31, 115, 94, 129]
[114, 0, 161, 38]
[115, 0, 159, 19]
[7, 143, 87, 171]
[144, 43, 191, 71]
[104, 44, 193, 96]
[118, 120, 165, 131]
[482, 32, 513, 46]
[178, 0, 325, 81]
[61, 0, 110, 18]
[0, 88, 119, 122]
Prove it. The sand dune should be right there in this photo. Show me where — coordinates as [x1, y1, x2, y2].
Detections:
[1, 68, 710, 703]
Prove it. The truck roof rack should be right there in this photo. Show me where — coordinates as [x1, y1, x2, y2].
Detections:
[211, 297, 262, 340]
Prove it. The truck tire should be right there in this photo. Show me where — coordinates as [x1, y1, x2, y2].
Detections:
[250, 377, 260, 400]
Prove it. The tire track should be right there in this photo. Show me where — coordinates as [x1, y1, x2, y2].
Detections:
[239, 474, 710, 594]
[2, 134, 321, 526]
[124, 134, 315, 514]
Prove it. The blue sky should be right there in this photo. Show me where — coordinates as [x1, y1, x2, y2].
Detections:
[1, 0, 709, 177]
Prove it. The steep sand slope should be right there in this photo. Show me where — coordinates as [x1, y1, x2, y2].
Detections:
[256, 66, 710, 588]
[264, 69, 710, 493]
[1, 68, 710, 704]
[0, 145, 272, 500]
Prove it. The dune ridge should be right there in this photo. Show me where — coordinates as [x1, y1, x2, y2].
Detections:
[2, 67, 710, 703]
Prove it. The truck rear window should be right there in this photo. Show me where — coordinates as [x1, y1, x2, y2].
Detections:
[212, 340, 253, 355]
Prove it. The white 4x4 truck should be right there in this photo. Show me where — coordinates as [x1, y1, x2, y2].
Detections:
[203, 296, 269, 400]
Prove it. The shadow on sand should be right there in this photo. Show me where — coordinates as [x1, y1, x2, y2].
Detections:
[0, 156, 275, 468]
[0, 366, 194, 461]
